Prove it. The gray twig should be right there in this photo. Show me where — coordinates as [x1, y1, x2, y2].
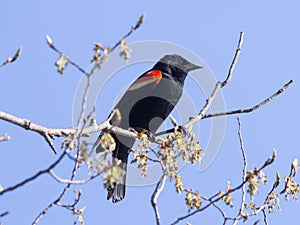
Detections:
[203, 79, 293, 120]
[151, 175, 167, 225]
[232, 117, 248, 225]
[0, 47, 22, 68]
[171, 150, 276, 225]
[0, 150, 67, 196]
[183, 32, 244, 131]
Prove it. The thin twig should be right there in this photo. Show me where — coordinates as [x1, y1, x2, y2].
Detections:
[171, 151, 276, 225]
[32, 147, 81, 225]
[279, 158, 298, 195]
[153, 80, 293, 138]
[235, 164, 289, 223]
[0, 211, 9, 218]
[0, 151, 67, 196]
[74, 74, 93, 137]
[56, 190, 82, 210]
[232, 117, 247, 225]
[262, 209, 268, 225]
[183, 32, 244, 131]
[200, 195, 227, 223]
[222, 31, 244, 87]
[49, 170, 101, 184]
[203, 80, 293, 120]
[45, 35, 89, 76]
[109, 14, 144, 53]
[43, 133, 57, 154]
[0, 47, 22, 68]
[77, 107, 96, 138]
[151, 175, 167, 225]
[75, 15, 144, 135]
[88, 14, 144, 76]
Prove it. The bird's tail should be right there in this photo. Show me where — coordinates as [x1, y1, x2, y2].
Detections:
[95, 132, 133, 203]
[107, 162, 127, 203]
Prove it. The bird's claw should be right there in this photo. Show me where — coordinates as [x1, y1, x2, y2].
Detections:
[178, 125, 189, 137]
[132, 127, 156, 142]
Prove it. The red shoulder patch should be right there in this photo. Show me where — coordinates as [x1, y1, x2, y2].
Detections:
[128, 70, 162, 91]
[143, 70, 162, 84]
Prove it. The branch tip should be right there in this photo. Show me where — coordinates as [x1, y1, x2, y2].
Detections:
[46, 35, 54, 49]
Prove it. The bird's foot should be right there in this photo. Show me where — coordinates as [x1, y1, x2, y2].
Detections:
[130, 127, 156, 142]
[177, 125, 190, 137]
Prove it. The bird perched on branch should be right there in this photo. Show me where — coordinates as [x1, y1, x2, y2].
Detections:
[95, 54, 202, 202]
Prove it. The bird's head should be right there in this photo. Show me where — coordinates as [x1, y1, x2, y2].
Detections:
[158, 54, 202, 74]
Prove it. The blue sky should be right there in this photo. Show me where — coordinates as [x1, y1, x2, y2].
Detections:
[0, 1, 299, 224]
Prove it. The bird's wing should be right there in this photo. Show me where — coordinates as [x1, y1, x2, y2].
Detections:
[127, 70, 162, 91]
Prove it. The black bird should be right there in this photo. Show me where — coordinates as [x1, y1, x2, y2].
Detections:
[95, 55, 201, 202]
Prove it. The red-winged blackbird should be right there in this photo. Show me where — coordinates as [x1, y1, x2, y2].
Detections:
[95, 55, 201, 202]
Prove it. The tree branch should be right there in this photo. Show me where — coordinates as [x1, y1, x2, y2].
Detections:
[151, 175, 167, 225]
[0, 211, 9, 218]
[56, 189, 82, 211]
[171, 150, 277, 225]
[0, 110, 166, 154]
[0, 150, 67, 196]
[32, 146, 81, 225]
[263, 209, 268, 225]
[183, 31, 244, 131]
[232, 117, 247, 225]
[49, 169, 101, 184]
[0, 47, 22, 68]
[200, 195, 227, 224]
[202, 79, 293, 119]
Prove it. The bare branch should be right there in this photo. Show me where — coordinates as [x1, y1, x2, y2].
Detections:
[0, 111, 61, 153]
[183, 32, 244, 130]
[0, 211, 9, 218]
[74, 73, 93, 136]
[73, 14, 144, 140]
[45, 14, 144, 77]
[280, 158, 299, 195]
[203, 79, 293, 119]
[151, 175, 167, 225]
[200, 195, 227, 223]
[262, 209, 268, 225]
[43, 133, 57, 154]
[49, 170, 101, 184]
[178, 31, 291, 134]
[56, 189, 82, 211]
[0, 110, 165, 153]
[76, 107, 96, 138]
[232, 117, 247, 225]
[109, 14, 144, 53]
[0, 47, 22, 68]
[0, 151, 67, 196]
[171, 150, 277, 225]
[32, 146, 81, 224]
[0, 110, 103, 138]
[45, 35, 89, 75]
[222, 31, 244, 86]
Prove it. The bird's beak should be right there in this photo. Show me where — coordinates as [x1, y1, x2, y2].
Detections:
[186, 63, 202, 72]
